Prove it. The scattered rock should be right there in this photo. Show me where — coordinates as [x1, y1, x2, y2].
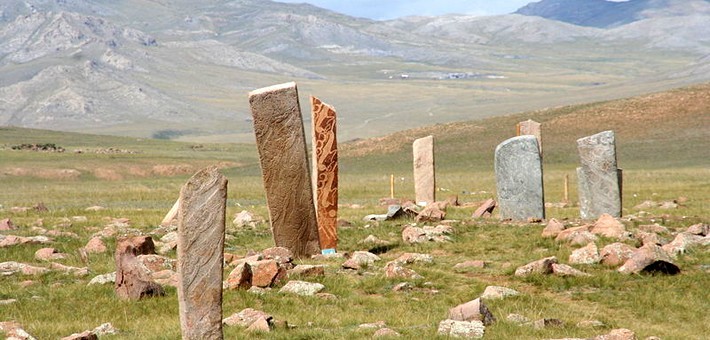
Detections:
[0, 321, 37, 340]
[0, 235, 53, 248]
[514, 256, 557, 276]
[136, 254, 175, 272]
[225, 263, 252, 290]
[363, 205, 406, 221]
[279, 280, 325, 296]
[472, 199, 496, 218]
[251, 259, 287, 288]
[481, 286, 520, 300]
[50, 263, 89, 277]
[360, 234, 388, 245]
[246, 316, 272, 332]
[85, 206, 105, 211]
[555, 226, 598, 246]
[91, 323, 118, 336]
[393, 253, 433, 265]
[569, 243, 601, 265]
[373, 327, 401, 337]
[541, 218, 566, 238]
[635, 231, 667, 246]
[34, 247, 67, 261]
[638, 224, 669, 234]
[316, 292, 337, 300]
[61, 330, 97, 340]
[577, 320, 606, 328]
[633, 200, 657, 210]
[533, 318, 565, 329]
[593, 328, 637, 340]
[0, 299, 17, 305]
[342, 251, 381, 270]
[311, 252, 346, 261]
[384, 261, 422, 279]
[287, 265, 325, 278]
[551, 263, 591, 277]
[0, 218, 16, 231]
[619, 243, 680, 275]
[88, 272, 116, 285]
[0, 261, 49, 276]
[437, 319, 485, 338]
[658, 201, 678, 209]
[247, 286, 268, 295]
[591, 214, 630, 240]
[401, 224, 453, 244]
[392, 282, 414, 292]
[687, 223, 708, 236]
[415, 204, 446, 222]
[84, 237, 107, 254]
[662, 232, 705, 257]
[262, 246, 294, 266]
[448, 298, 496, 325]
[232, 210, 261, 228]
[223, 308, 273, 328]
[506, 314, 530, 324]
[453, 261, 486, 271]
[600, 243, 636, 267]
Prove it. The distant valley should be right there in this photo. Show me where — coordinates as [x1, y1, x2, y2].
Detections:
[0, 0, 708, 143]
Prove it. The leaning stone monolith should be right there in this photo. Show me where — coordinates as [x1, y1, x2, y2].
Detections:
[413, 135, 435, 206]
[311, 96, 338, 252]
[576, 130, 621, 219]
[494, 136, 545, 220]
[177, 166, 227, 340]
[249, 82, 320, 258]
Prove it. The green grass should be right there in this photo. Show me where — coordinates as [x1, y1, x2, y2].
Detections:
[1, 85, 709, 339]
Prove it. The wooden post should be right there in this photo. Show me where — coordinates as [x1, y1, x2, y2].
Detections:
[564, 174, 569, 203]
[390, 174, 395, 199]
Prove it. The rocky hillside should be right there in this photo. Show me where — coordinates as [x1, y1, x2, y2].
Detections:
[0, 0, 708, 142]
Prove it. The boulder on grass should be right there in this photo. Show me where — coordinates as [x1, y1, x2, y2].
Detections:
[448, 298, 496, 325]
[618, 244, 679, 275]
[514, 257, 557, 277]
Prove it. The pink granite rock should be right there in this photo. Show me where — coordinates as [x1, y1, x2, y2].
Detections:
[514, 256, 557, 276]
[618, 244, 679, 275]
[569, 243, 601, 265]
[591, 214, 630, 240]
[600, 243, 636, 267]
[84, 237, 107, 254]
[226, 263, 253, 290]
[541, 218, 566, 238]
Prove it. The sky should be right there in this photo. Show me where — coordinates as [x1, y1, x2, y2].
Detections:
[275, 0, 537, 20]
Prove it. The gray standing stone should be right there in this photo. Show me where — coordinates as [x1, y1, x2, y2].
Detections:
[249, 82, 321, 258]
[577, 131, 621, 219]
[494, 136, 545, 220]
[177, 167, 227, 340]
[413, 135, 435, 205]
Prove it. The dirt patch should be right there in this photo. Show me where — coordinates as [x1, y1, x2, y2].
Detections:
[2, 167, 81, 180]
[92, 168, 124, 181]
[151, 164, 196, 176]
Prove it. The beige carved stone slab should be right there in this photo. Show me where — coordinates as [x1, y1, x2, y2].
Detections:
[413, 135, 435, 205]
[517, 119, 542, 155]
[177, 166, 227, 340]
[249, 82, 320, 258]
[311, 96, 338, 250]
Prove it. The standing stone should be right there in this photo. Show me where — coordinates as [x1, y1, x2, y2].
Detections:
[413, 135, 435, 206]
[577, 131, 621, 219]
[249, 82, 320, 258]
[177, 167, 227, 340]
[115, 237, 165, 300]
[494, 136, 545, 220]
[311, 96, 338, 251]
[516, 119, 542, 155]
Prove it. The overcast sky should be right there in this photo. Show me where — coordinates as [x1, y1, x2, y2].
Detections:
[275, 0, 537, 20]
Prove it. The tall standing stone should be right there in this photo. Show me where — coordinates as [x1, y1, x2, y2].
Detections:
[177, 166, 227, 340]
[576, 130, 621, 219]
[494, 136, 545, 220]
[516, 119, 542, 155]
[413, 135, 435, 206]
[249, 82, 320, 258]
[311, 96, 338, 251]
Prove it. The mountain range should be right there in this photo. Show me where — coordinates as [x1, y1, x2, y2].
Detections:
[0, 0, 708, 143]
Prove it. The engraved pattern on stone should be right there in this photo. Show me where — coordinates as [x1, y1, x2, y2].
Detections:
[311, 96, 338, 250]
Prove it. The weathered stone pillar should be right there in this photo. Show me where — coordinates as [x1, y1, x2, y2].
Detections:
[517, 119, 542, 155]
[576, 130, 621, 219]
[177, 166, 227, 340]
[249, 82, 320, 258]
[413, 135, 435, 206]
[311, 96, 338, 251]
[495, 135, 545, 220]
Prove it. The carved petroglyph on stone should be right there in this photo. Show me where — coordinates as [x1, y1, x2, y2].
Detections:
[177, 166, 227, 340]
[516, 119, 542, 155]
[576, 131, 621, 219]
[494, 136, 545, 220]
[249, 82, 320, 258]
[413, 135, 435, 205]
[311, 96, 338, 251]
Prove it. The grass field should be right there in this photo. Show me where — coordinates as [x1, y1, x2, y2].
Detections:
[0, 84, 708, 339]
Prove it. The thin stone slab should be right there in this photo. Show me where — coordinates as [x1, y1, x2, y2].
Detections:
[177, 166, 227, 340]
[413, 135, 435, 205]
[517, 119, 542, 155]
[249, 82, 320, 258]
[495, 135, 545, 220]
[311, 96, 338, 251]
[576, 130, 621, 219]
